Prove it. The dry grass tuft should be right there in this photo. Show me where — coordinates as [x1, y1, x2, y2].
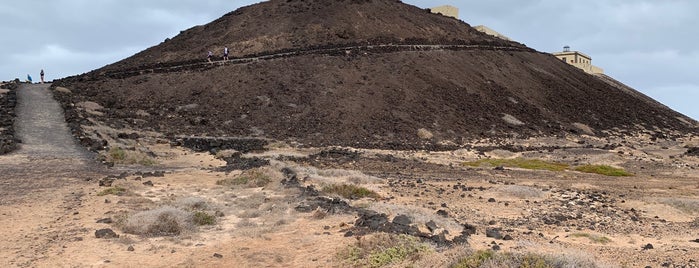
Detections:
[119, 206, 194, 237]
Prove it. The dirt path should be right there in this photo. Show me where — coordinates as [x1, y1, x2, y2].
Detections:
[0, 84, 107, 267]
[0, 84, 103, 204]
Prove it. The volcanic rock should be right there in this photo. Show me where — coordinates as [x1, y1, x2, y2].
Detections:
[95, 228, 119, 239]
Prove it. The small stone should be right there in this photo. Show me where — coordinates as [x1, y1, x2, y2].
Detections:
[436, 210, 449, 217]
[104, 199, 111, 204]
[492, 244, 501, 251]
[96, 218, 113, 224]
[142, 181, 154, 186]
[503, 234, 513, 240]
[127, 246, 135, 251]
[392, 215, 412, 226]
[425, 220, 438, 233]
[486, 228, 503, 239]
[95, 228, 119, 239]
[215, 211, 225, 217]
[487, 198, 496, 202]
[213, 253, 223, 258]
[642, 243, 654, 250]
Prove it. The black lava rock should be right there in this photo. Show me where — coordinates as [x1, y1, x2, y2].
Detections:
[95, 228, 119, 239]
[486, 228, 503, 239]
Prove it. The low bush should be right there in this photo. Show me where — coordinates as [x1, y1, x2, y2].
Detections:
[322, 184, 380, 200]
[464, 158, 568, 171]
[339, 233, 431, 267]
[574, 165, 633, 177]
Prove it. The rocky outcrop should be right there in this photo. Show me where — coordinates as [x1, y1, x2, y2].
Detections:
[0, 80, 19, 155]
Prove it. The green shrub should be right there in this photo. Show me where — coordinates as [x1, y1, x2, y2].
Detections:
[464, 158, 569, 171]
[192, 211, 216, 225]
[340, 233, 430, 267]
[574, 165, 633, 176]
[97, 186, 127, 196]
[322, 184, 380, 200]
[217, 169, 271, 188]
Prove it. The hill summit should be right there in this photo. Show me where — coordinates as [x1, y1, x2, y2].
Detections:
[55, 0, 697, 149]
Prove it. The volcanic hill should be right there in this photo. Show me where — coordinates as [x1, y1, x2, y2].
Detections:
[54, 0, 698, 150]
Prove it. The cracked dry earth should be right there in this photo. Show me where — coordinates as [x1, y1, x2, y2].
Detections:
[1, 83, 699, 268]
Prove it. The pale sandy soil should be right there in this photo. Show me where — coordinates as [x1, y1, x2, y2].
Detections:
[1, 133, 698, 268]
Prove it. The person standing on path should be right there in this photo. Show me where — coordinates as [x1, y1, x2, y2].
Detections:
[207, 51, 213, 63]
[223, 47, 229, 61]
[40, 69, 45, 84]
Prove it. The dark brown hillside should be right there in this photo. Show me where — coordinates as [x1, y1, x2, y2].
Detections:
[102, 0, 519, 72]
[55, 0, 698, 150]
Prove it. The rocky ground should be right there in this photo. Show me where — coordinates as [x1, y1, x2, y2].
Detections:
[0, 80, 19, 154]
[1, 111, 697, 267]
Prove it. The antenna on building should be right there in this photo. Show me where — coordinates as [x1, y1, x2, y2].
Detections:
[563, 46, 570, 52]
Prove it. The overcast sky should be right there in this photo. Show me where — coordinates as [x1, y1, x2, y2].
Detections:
[1, 1, 697, 120]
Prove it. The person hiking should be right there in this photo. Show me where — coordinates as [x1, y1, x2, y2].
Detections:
[207, 51, 213, 63]
[40, 69, 45, 84]
[26, 74, 33, 83]
[223, 47, 229, 61]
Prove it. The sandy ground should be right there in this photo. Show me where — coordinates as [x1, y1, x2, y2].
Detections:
[1, 131, 698, 267]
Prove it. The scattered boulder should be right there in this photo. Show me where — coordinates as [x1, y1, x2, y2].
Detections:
[95, 228, 119, 239]
[485, 227, 503, 239]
